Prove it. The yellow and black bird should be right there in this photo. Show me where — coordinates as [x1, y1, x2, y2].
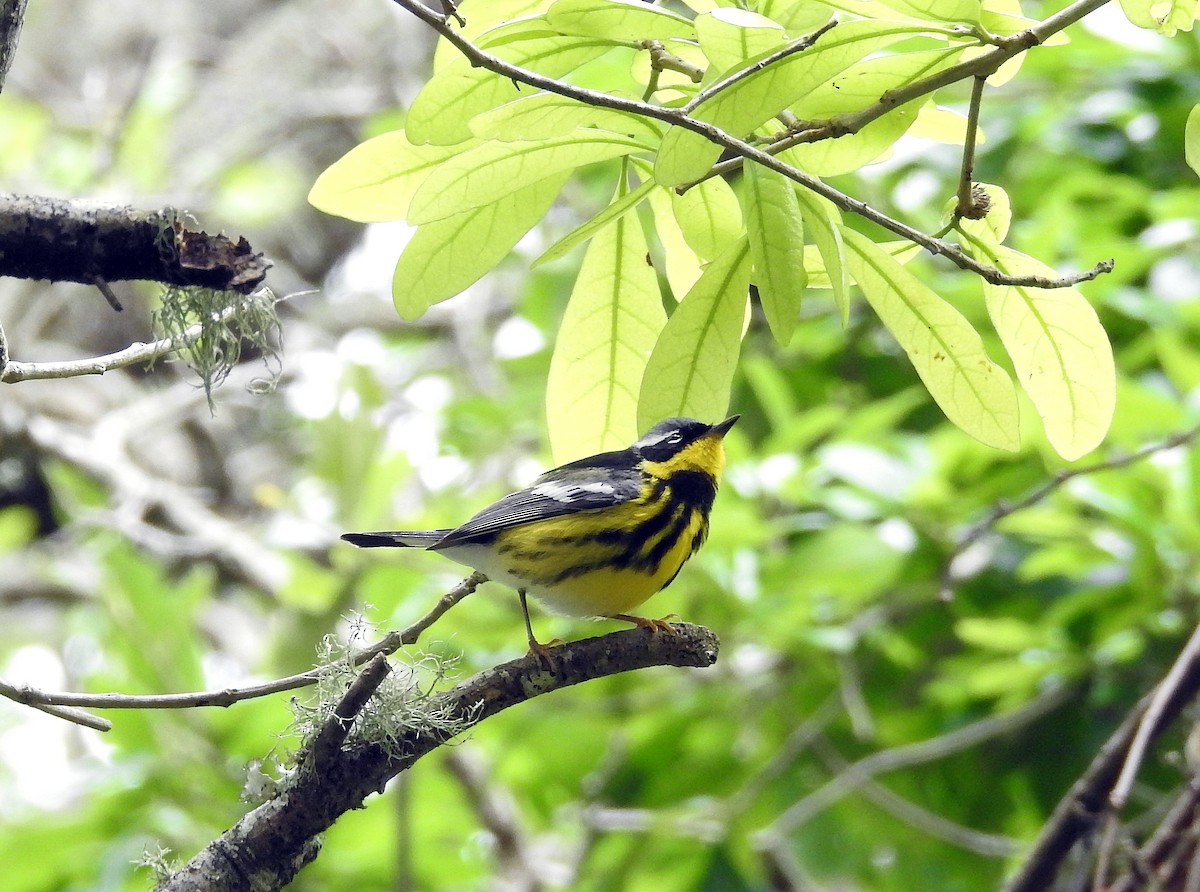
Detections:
[342, 415, 739, 654]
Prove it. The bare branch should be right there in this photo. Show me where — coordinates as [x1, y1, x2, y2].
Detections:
[683, 19, 837, 112]
[0, 193, 270, 292]
[158, 624, 720, 892]
[1004, 628, 1200, 892]
[954, 76, 989, 220]
[306, 654, 392, 769]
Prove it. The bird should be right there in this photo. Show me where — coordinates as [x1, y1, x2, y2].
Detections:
[341, 415, 739, 656]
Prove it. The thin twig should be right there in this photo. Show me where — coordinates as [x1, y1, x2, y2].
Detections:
[954, 76, 988, 220]
[683, 19, 837, 112]
[390, 0, 1114, 289]
[0, 572, 486, 713]
[940, 422, 1200, 600]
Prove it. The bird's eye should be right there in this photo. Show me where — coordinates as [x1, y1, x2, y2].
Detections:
[666, 431, 683, 445]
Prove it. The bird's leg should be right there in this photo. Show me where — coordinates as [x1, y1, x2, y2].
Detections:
[519, 590, 558, 667]
[607, 613, 679, 634]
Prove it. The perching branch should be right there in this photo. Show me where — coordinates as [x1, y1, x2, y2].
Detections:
[953, 76, 989, 220]
[0, 193, 270, 293]
[157, 623, 720, 892]
[389, 0, 1114, 290]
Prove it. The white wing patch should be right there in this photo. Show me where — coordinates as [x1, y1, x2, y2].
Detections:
[533, 480, 616, 502]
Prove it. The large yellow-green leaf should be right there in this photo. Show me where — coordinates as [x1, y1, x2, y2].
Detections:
[694, 8, 787, 72]
[781, 47, 964, 177]
[879, 0, 981, 23]
[975, 245, 1116, 460]
[841, 227, 1020, 451]
[671, 175, 743, 261]
[392, 173, 569, 320]
[744, 163, 806, 344]
[408, 131, 647, 224]
[547, 0, 695, 40]
[409, 37, 613, 145]
[804, 241, 921, 288]
[638, 238, 752, 430]
[1119, 0, 1197, 35]
[534, 177, 656, 266]
[547, 178, 666, 463]
[647, 182, 703, 299]
[655, 20, 920, 184]
[793, 185, 849, 323]
[469, 93, 665, 143]
[307, 131, 470, 223]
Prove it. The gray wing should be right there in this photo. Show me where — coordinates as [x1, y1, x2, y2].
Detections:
[431, 464, 643, 548]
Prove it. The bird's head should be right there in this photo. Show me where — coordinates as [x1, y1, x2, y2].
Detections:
[633, 415, 740, 476]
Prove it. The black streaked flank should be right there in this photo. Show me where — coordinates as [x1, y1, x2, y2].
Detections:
[641, 505, 696, 571]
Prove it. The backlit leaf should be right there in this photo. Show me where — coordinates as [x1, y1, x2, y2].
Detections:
[638, 238, 752, 430]
[308, 131, 469, 223]
[408, 130, 647, 224]
[793, 185, 849, 323]
[695, 8, 787, 72]
[469, 93, 665, 142]
[409, 37, 612, 145]
[534, 177, 656, 266]
[842, 227, 1020, 451]
[547, 0, 695, 40]
[392, 173, 569, 320]
[744, 162, 806, 344]
[655, 20, 920, 185]
[974, 244, 1116, 460]
[547, 175, 666, 462]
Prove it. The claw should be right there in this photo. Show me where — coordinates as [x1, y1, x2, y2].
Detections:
[607, 613, 679, 634]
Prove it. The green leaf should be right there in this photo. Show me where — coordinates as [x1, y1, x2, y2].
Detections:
[638, 238, 751, 430]
[534, 177, 656, 266]
[780, 47, 965, 176]
[408, 37, 613, 145]
[408, 130, 647, 224]
[671, 175, 743, 261]
[879, 0, 981, 24]
[547, 175, 666, 463]
[647, 181, 704, 298]
[308, 131, 470, 222]
[1119, 0, 1197, 35]
[841, 227, 1021, 451]
[744, 163, 806, 344]
[655, 20, 918, 185]
[956, 617, 1046, 653]
[792, 185, 849, 323]
[1186, 103, 1200, 177]
[547, 0, 696, 40]
[694, 8, 786, 72]
[469, 93, 665, 142]
[392, 172, 569, 320]
[431, 0, 552, 70]
[975, 245, 1116, 461]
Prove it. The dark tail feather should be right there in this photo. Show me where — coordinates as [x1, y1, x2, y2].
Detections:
[340, 530, 451, 548]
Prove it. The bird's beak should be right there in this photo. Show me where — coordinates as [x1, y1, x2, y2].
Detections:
[709, 415, 740, 438]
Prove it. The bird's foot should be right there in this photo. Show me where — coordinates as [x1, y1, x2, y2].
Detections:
[526, 636, 564, 670]
[607, 613, 679, 634]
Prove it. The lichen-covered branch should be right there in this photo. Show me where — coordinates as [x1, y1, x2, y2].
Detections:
[0, 193, 270, 293]
[158, 624, 719, 892]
